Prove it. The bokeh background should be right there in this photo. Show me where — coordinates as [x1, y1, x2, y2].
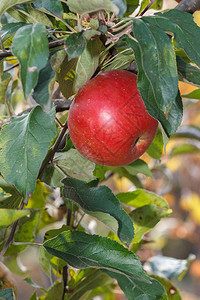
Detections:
[1, 0, 200, 299]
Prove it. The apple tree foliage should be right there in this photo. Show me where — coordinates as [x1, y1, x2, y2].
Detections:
[0, 0, 199, 299]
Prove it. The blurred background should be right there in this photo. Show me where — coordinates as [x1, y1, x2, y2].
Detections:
[1, 0, 200, 299]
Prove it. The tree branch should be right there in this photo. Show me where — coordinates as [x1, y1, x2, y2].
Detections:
[175, 0, 200, 13]
[0, 39, 65, 59]
[37, 118, 68, 178]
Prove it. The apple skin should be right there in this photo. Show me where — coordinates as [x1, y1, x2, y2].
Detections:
[68, 70, 158, 166]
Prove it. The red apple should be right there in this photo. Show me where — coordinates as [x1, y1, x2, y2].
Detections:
[68, 70, 158, 166]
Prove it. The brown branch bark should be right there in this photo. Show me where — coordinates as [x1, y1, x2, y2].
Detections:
[175, 0, 200, 13]
[0, 39, 65, 59]
[37, 118, 68, 178]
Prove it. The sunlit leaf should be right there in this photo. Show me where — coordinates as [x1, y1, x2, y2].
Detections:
[0, 209, 29, 227]
[123, 159, 152, 177]
[117, 189, 171, 242]
[182, 89, 200, 99]
[146, 127, 164, 159]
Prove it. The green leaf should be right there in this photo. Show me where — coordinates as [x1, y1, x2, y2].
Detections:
[12, 23, 49, 99]
[176, 56, 200, 87]
[0, 177, 22, 209]
[129, 203, 171, 243]
[117, 189, 171, 242]
[131, 18, 178, 113]
[139, 0, 163, 14]
[103, 48, 134, 71]
[123, 159, 152, 177]
[0, 209, 29, 227]
[0, 0, 37, 16]
[66, 0, 120, 16]
[65, 32, 87, 61]
[182, 89, 200, 99]
[3, 210, 41, 255]
[73, 38, 102, 93]
[0, 22, 27, 42]
[40, 164, 65, 188]
[151, 276, 181, 300]
[62, 177, 134, 246]
[105, 271, 167, 300]
[124, 0, 139, 17]
[0, 73, 12, 104]
[32, 54, 55, 107]
[143, 10, 200, 68]
[144, 255, 195, 281]
[44, 282, 63, 300]
[117, 189, 170, 208]
[0, 106, 56, 201]
[33, 0, 63, 17]
[29, 292, 37, 300]
[111, 0, 127, 16]
[24, 277, 47, 292]
[67, 269, 113, 300]
[39, 227, 68, 276]
[114, 167, 143, 188]
[54, 149, 96, 183]
[146, 127, 164, 159]
[126, 37, 183, 137]
[170, 143, 200, 156]
[172, 126, 200, 141]
[26, 4, 54, 27]
[0, 289, 16, 300]
[59, 38, 102, 98]
[43, 230, 148, 281]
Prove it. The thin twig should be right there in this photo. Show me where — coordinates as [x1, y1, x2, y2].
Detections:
[3, 63, 19, 73]
[0, 39, 66, 59]
[139, 0, 157, 17]
[0, 201, 24, 259]
[37, 118, 68, 178]
[0, 37, 6, 52]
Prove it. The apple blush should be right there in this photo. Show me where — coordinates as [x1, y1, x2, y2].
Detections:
[68, 70, 158, 166]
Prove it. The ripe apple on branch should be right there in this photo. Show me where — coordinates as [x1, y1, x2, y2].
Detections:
[68, 70, 158, 166]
